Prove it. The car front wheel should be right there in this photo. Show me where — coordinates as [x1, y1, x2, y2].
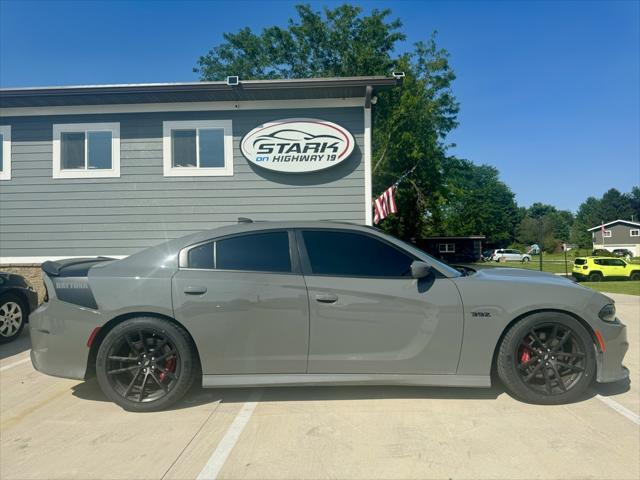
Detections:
[96, 317, 198, 412]
[0, 294, 27, 343]
[497, 312, 596, 404]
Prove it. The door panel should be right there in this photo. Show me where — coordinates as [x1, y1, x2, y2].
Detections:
[173, 270, 309, 374]
[305, 276, 464, 374]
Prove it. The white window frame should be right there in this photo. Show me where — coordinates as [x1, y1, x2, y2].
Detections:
[439, 243, 455, 253]
[631, 229, 640, 237]
[52, 123, 120, 179]
[163, 120, 233, 177]
[0, 125, 11, 180]
[603, 230, 612, 238]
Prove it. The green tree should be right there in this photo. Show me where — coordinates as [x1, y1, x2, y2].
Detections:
[194, 4, 459, 240]
[195, 5, 404, 79]
[570, 188, 639, 247]
[436, 158, 519, 245]
[515, 203, 574, 252]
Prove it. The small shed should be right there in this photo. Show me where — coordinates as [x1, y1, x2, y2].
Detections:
[415, 236, 485, 264]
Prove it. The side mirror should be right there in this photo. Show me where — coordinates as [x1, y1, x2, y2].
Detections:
[411, 261, 432, 279]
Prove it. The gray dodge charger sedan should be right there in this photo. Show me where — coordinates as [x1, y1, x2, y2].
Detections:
[30, 221, 629, 411]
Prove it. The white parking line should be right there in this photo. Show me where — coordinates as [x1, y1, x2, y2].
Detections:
[0, 357, 31, 372]
[595, 394, 640, 425]
[196, 390, 262, 480]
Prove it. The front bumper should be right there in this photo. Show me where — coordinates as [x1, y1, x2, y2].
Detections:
[596, 319, 629, 384]
[29, 299, 103, 380]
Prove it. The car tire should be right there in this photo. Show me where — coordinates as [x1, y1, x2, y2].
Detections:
[96, 317, 198, 412]
[588, 272, 603, 282]
[0, 293, 27, 344]
[630, 272, 640, 281]
[497, 312, 596, 405]
[523, 257, 531, 263]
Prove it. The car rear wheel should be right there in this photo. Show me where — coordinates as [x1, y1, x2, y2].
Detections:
[497, 312, 596, 404]
[0, 294, 26, 343]
[522, 257, 530, 263]
[588, 272, 603, 282]
[96, 317, 198, 412]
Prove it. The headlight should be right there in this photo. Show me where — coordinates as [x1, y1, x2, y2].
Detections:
[598, 304, 616, 323]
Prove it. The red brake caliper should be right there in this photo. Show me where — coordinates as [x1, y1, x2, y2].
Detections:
[519, 345, 531, 364]
[159, 356, 176, 382]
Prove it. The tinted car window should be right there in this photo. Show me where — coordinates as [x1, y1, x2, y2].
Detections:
[188, 242, 214, 269]
[216, 231, 291, 272]
[609, 259, 626, 266]
[574, 259, 586, 265]
[302, 230, 414, 277]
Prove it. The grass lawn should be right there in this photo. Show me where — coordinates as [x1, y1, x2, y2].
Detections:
[582, 281, 640, 296]
[474, 261, 572, 274]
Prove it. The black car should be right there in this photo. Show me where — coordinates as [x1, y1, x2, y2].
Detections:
[612, 249, 633, 259]
[0, 272, 38, 343]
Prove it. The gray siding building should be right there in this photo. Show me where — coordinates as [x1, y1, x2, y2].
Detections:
[0, 77, 399, 264]
[589, 219, 640, 256]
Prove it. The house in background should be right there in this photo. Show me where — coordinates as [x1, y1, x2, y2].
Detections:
[589, 219, 640, 257]
[415, 236, 485, 264]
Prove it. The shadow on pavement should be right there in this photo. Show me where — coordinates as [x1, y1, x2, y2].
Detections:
[72, 377, 506, 411]
[0, 326, 31, 361]
[71, 375, 633, 411]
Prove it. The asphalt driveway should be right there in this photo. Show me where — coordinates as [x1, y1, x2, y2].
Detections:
[1, 293, 638, 480]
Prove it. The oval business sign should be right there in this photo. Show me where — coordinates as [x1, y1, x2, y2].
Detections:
[241, 118, 355, 173]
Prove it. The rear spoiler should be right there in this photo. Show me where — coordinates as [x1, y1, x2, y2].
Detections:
[41, 257, 115, 277]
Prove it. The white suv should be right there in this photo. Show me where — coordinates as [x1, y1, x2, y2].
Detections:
[491, 249, 532, 262]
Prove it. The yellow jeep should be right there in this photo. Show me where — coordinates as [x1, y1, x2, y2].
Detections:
[572, 257, 640, 282]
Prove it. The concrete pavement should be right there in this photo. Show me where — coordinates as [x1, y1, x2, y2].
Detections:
[1, 294, 638, 480]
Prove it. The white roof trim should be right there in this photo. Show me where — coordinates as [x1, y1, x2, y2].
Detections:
[587, 219, 640, 231]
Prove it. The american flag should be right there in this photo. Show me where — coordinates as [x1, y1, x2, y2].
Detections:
[373, 186, 397, 224]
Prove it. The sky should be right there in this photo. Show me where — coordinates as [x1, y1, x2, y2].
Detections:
[0, 0, 638, 212]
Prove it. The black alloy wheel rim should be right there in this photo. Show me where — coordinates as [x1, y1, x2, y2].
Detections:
[515, 322, 587, 396]
[105, 329, 180, 403]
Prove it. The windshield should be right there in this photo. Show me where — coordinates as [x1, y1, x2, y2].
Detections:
[376, 231, 462, 277]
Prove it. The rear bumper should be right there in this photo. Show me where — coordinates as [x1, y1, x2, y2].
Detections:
[29, 299, 103, 380]
[596, 321, 629, 384]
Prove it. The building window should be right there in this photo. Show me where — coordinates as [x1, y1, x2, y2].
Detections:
[439, 243, 455, 253]
[163, 120, 233, 177]
[53, 123, 120, 179]
[603, 230, 612, 238]
[631, 229, 640, 237]
[0, 125, 11, 180]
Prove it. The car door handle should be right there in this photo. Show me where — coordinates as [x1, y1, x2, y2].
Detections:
[184, 286, 207, 295]
[315, 293, 338, 304]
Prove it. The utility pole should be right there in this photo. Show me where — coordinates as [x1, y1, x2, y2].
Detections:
[538, 217, 543, 272]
